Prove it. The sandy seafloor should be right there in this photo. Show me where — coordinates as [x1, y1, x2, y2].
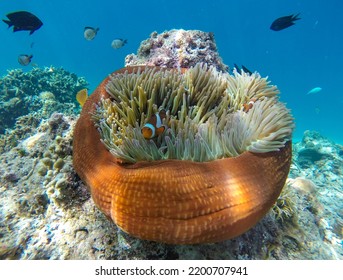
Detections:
[0, 66, 342, 260]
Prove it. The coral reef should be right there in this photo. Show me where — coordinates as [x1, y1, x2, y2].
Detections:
[0, 29, 342, 259]
[290, 130, 343, 255]
[0, 114, 341, 258]
[125, 29, 228, 72]
[0, 66, 88, 133]
[0, 113, 41, 153]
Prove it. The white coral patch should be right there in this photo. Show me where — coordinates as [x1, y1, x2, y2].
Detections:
[21, 132, 46, 151]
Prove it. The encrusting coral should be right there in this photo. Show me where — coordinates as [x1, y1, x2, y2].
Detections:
[73, 63, 294, 244]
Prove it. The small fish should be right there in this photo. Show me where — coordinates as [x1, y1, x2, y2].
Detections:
[233, 64, 252, 75]
[3, 11, 43, 35]
[270, 13, 301, 31]
[76, 88, 88, 107]
[18, 54, 33, 66]
[141, 109, 167, 139]
[84, 27, 99, 41]
[307, 87, 322, 95]
[242, 98, 257, 113]
[111, 38, 127, 49]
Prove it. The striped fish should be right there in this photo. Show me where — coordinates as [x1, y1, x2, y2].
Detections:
[141, 109, 167, 139]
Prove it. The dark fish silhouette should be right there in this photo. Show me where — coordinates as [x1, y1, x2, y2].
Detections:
[18, 54, 33, 66]
[270, 13, 301, 31]
[3, 11, 43, 35]
[233, 64, 252, 75]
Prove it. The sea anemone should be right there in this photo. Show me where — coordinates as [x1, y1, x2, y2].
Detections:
[93, 64, 293, 163]
[271, 183, 297, 223]
[73, 64, 294, 244]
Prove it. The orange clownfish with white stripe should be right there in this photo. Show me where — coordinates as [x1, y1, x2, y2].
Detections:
[242, 98, 257, 113]
[141, 109, 167, 139]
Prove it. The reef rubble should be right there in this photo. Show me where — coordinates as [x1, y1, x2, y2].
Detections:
[0, 29, 342, 259]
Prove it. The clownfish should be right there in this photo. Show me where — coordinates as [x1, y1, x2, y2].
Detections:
[242, 98, 257, 113]
[141, 109, 167, 139]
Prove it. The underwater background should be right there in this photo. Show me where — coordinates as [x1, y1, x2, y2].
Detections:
[0, 0, 342, 260]
[0, 0, 342, 143]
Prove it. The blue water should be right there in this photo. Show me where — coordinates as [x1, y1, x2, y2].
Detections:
[1, 0, 342, 143]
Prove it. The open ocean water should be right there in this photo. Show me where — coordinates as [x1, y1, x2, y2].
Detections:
[1, 0, 342, 143]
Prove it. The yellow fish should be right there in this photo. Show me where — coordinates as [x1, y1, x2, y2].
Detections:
[141, 109, 167, 139]
[76, 88, 88, 107]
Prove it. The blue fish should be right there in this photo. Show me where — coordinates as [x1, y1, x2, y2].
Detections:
[307, 87, 322, 95]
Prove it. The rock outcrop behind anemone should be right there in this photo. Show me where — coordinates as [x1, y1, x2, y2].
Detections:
[125, 29, 228, 72]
